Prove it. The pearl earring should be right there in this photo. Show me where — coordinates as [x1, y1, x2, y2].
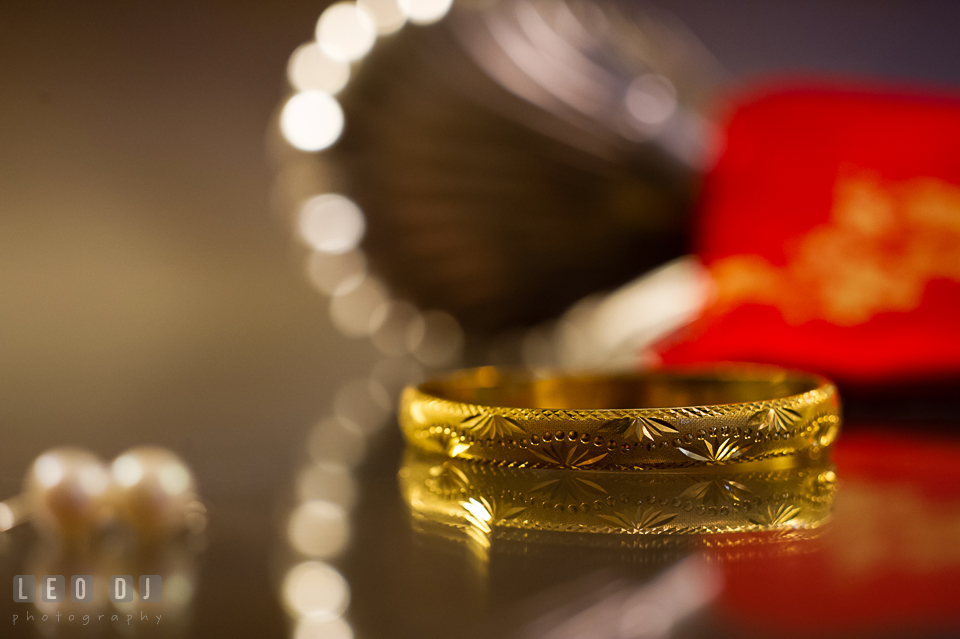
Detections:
[110, 446, 202, 541]
[0, 446, 204, 541]
[20, 448, 110, 540]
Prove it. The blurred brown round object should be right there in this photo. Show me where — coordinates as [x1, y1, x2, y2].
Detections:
[318, 0, 721, 333]
[23, 447, 110, 541]
[110, 447, 199, 540]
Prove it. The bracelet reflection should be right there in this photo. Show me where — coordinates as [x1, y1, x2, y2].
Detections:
[400, 447, 837, 573]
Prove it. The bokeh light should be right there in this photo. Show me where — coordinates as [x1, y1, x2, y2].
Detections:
[294, 616, 354, 639]
[296, 462, 357, 509]
[158, 462, 191, 496]
[0, 502, 15, 531]
[398, 0, 453, 25]
[329, 277, 389, 337]
[280, 91, 345, 152]
[358, 0, 407, 34]
[34, 453, 65, 488]
[298, 194, 366, 254]
[316, 3, 377, 62]
[288, 42, 351, 94]
[288, 500, 350, 558]
[112, 454, 143, 487]
[282, 561, 350, 619]
[370, 300, 424, 356]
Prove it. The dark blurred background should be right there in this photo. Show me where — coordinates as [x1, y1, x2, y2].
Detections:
[2, 1, 960, 636]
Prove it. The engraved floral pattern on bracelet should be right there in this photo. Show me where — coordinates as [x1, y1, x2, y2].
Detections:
[460, 412, 525, 438]
[425, 461, 470, 495]
[422, 431, 471, 458]
[678, 477, 752, 505]
[598, 506, 679, 531]
[400, 379, 839, 468]
[526, 442, 608, 469]
[401, 451, 836, 536]
[748, 503, 802, 527]
[748, 405, 802, 433]
[601, 415, 678, 442]
[679, 438, 750, 463]
[531, 476, 607, 503]
[460, 496, 526, 533]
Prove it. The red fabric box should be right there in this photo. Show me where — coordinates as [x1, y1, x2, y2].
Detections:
[659, 84, 960, 385]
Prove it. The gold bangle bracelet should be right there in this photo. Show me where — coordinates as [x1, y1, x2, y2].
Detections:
[399, 366, 841, 469]
[401, 448, 837, 538]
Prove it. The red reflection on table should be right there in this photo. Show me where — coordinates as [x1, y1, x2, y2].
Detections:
[717, 430, 960, 637]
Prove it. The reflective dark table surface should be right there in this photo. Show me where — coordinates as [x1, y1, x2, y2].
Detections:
[343, 422, 960, 639]
[5, 415, 960, 638]
[4, 2, 960, 637]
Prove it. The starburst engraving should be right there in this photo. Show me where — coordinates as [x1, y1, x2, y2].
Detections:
[599, 506, 679, 531]
[748, 406, 801, 432]
[531, 476, 606, 503]
[748, 503, 802, 527]
[426, 462, 470, 495]
[601, 415, 678, 442]
[526, 442, 608, 469]
[460, 412, 525, 438]
[679, 478, 751, 505]
[460, 497, 526, 534]
[422, 432, 471, 458]
[679, 438, 750, 463]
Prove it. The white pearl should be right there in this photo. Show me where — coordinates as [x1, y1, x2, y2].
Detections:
[24, 448, 110, 539]
[110, 447, 198, 539]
